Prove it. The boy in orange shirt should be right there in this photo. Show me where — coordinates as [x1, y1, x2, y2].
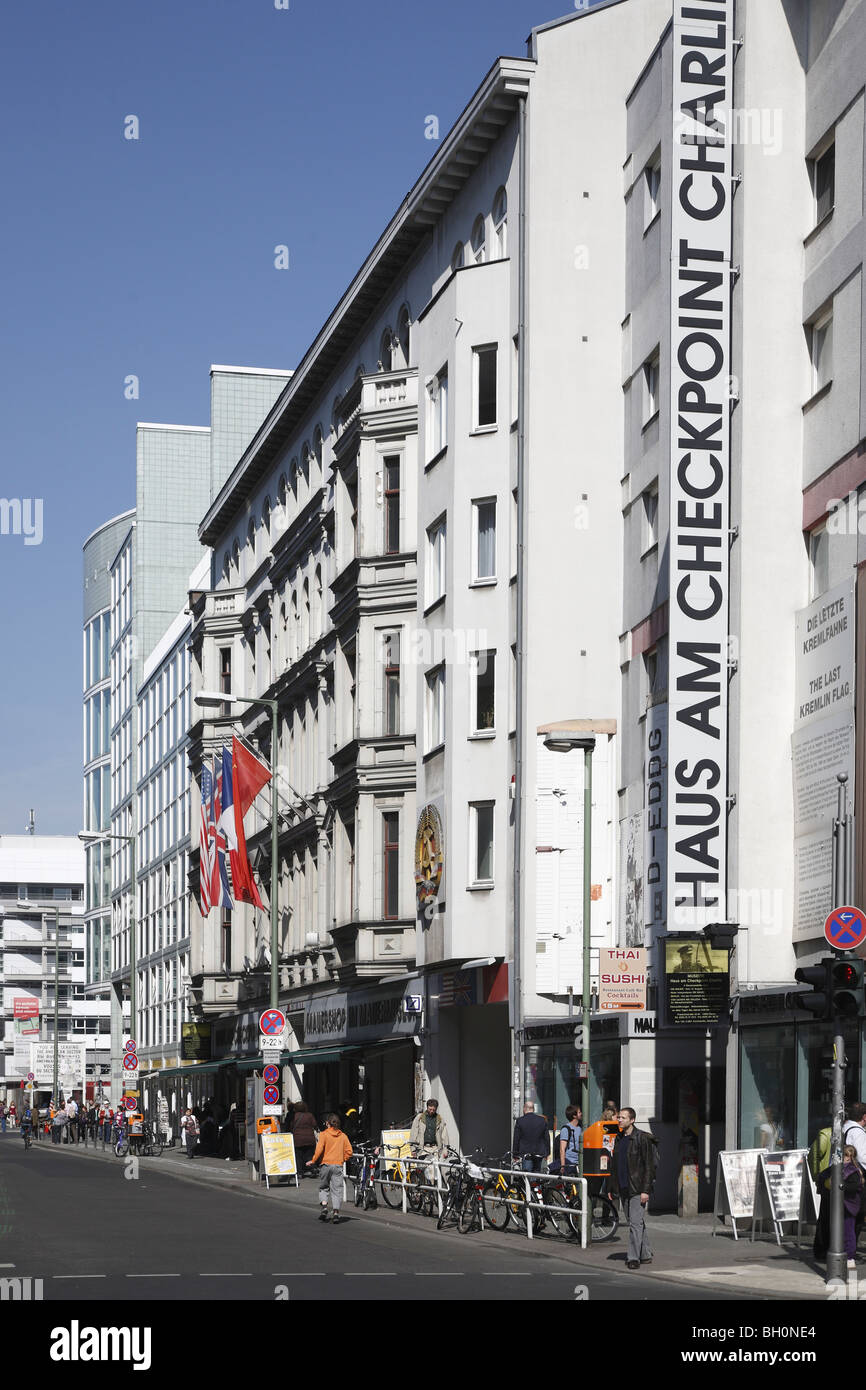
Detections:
[308, 1113, 353, 1224]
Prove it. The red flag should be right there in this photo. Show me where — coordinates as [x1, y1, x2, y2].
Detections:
[232, 737, 271, 817]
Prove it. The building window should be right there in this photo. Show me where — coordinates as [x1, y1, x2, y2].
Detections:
[471, 215, 486, 264]
[470, 802, 495, 885]
[383, 812, 399, 920]
[427, 367, 448, 460]
[383, 631, 401, 736]
[348, 478, 359, 557]
[379, 328, 394, 373]
[471, 650, 496, 733]
[473, 345, 498, 430]
[384, 455, 400, 554]
[493, 187, 507, 257]
[451, 242, 464, 273]
[642, 351, 660, 425]
[472, 498, 496, 582]
[425, 666, 445, 752]
[396, 306, 410, 368]
[810, 311, 833, 394]
[641, 483, 659, 554]
[426, 516, 447, 607]
[809, 526, 830, 599]
[812, 141, 835, 225]
[644, 150, 661, 229]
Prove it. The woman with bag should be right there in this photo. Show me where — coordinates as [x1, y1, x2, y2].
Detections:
[291, 1102, 318, 1175]
[181, 1108, 199, 1160]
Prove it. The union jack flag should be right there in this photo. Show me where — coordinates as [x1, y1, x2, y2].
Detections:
[439, 969, 476, 1008]
[199, 763, 214, 916]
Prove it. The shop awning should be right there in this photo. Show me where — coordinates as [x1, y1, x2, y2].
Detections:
[286, 1047, 358, 1065]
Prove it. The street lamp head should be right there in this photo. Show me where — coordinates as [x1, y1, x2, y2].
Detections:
[194, 691, 231, 706]
[543, 734, 596, 753]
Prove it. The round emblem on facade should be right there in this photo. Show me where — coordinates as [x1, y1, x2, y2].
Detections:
[415, 804, 444, 912]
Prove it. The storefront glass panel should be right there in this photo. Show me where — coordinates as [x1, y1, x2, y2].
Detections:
[739, 1024, 796, 1149]
[800, 1019, 861, 1145]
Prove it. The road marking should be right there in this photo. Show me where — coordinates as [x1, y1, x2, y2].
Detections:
[52, 1275, 106, 1280]
[344, 1272, 397, 1277]
[415, 1272, 463, 1277]
[483, 1273, 532, 1276]
[126, 1274, 180, 1278]
[200, 1273, 252, 1278]
[0, 1264, 14, 1269]
[271, 1273, 326, 1277]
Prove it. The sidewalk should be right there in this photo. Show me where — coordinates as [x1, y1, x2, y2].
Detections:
[22, 1135, 835, 1299]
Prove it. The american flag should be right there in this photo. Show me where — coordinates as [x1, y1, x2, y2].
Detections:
[210, 755, 233, 910]
[199, 763, 214, 916]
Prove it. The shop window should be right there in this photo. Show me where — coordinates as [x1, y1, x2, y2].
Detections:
[739, 1024, 796, 1150]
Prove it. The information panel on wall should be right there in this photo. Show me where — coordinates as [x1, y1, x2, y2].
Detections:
[668, 0, 734, 931]
[664, 937, 729, 1026]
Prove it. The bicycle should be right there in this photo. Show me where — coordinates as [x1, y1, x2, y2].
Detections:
[481, 1151, 521, 1231]
[21, 1125, 32, 1151]
[115, 1120, 163, 1160]
[503, 1167, 574, 1237]
[378, 1143, 426, 1211]
[350, 1143, 379, 1211]
[436, 1152, 486, 1233]
[557, 1172, 619, 1242]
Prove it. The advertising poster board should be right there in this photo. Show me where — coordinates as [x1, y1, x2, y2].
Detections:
[751, 1150, 815, 1245]
[598, 948, 647, 1011]
[664, 939, 729, 1026]
[712, 1149, 766, 1239]
[380, 1128, 412, 1166]
[259, 1133, 298, 1189]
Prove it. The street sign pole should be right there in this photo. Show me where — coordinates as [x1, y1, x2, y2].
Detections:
[826, 775, 852, 1285]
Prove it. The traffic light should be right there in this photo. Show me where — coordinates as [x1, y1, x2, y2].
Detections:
[831, 957, 866, 1018]
[789, 959, 833, 1019]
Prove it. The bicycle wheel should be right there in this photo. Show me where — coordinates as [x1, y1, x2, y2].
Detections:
[504, 1183, 529, 1228]
[482, 1178, 510, 1231]
[354, 1173, 364, 1207]
[407, 1169, 426, 1213]
[458, 1188, 480, 1234]
[115, 1138, 129, 1159]
[378, 1168, 405, 1209]
[437, 1182, 458, 1229]
[592, 1195, 619, 1243]
[149, 1137, 163, 1158]
[544, 1187, 575, 1238]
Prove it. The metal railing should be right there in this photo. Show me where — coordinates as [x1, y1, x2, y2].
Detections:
[346, 1151, 589, 1248]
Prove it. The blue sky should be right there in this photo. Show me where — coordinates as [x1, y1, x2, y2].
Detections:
[0, 0, 589, 835]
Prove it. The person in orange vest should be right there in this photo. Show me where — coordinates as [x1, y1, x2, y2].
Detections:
[308, 1114, 353, 1224]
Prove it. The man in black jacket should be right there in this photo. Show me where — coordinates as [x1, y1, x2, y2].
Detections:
[512, 1102, 550, 1172]
[608, 1107, 658, 1269]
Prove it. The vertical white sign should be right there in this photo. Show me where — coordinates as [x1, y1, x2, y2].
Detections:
[668, 0, 734, 930]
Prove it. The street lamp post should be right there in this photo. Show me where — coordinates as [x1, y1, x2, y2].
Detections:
[78, 830, 135, 1102]
[195, 692, 279, 1009]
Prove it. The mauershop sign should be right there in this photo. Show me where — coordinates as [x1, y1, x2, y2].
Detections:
[667, 0, 734, 931]
[304, 987, 421, 1046]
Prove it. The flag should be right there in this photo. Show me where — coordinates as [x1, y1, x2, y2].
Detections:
[199, 763, 214, 916]
[439, 969, 476, 1007]
[222, 745, 264, 909]
[211, 755, 232, 910]
[232, 736, 271, 817]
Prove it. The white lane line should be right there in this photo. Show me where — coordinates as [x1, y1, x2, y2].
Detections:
[271, 1273, 326, 1277]
[200, 1273, 252, 1277]
[0, 1264, 14, 1269]
[52, 1275, 106, 1280]
[415, 1272, 464, 1276]
[483, 1273, 533, 1277]
[126, 1274, 181, 1279]
[345, 1272, 397, 1277]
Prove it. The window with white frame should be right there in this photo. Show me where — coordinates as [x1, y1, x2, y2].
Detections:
[642, 351, 660, 425]
[382, 811, 400, 920]
[425, 665, 445, 751]
[472, 498, 496, 582]
[382, 630, 400, 736]
[471, 215, 486, 264]
[493, 187, 507, 258]
[383, 455, 400, 554]
[426, 516, 446, 607]
[641, 483, 659, 554]
[812, 139, 835, 225]
[427, 366, 448, 460]
[810, 310, 833, 394]
[469, 802, 495, 885]
[473, 345, 498, 430]
[451, 242, 464, 273]
[470, 650, 496, 733]
[643, 150, 661, 229]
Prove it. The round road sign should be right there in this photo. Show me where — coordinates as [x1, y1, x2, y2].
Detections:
[824, 905, 866, 952]
[124, 1040, 137, 1053]
[125, 1097, 137, 1111]
[123, 1054, 139, 1071]
[263, 1064, 280, 1085]
[263, 1085, 280, 1105]
[27, 1072, 34, 1081]
[259, 1008, 286, 1037]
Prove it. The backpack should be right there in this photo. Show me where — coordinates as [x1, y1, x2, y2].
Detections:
[808, 1126, 832, 1179]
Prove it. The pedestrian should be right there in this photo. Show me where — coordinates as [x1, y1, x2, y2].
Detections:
[558, 1104, 584, 1175]
[290, 1102, 318, 1175]
[307, 1113, 353, 1223]
[8, 1103, 16, 1130]
[52, 1104, 68, 1145]
[821, 1145, 866, 1270]
[181, 1108, 199, 1159]
[608, 1107, 658, 1270]
[0, 1101, 6, 1135]
[66, 1096, 79, 1145]
[281, 1101, 296, 1135]
[219, 1102, 238, 1161]
[512, 1101, 550, 1173]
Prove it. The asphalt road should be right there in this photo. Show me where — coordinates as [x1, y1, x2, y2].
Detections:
[0, 1135, 748, 1303]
